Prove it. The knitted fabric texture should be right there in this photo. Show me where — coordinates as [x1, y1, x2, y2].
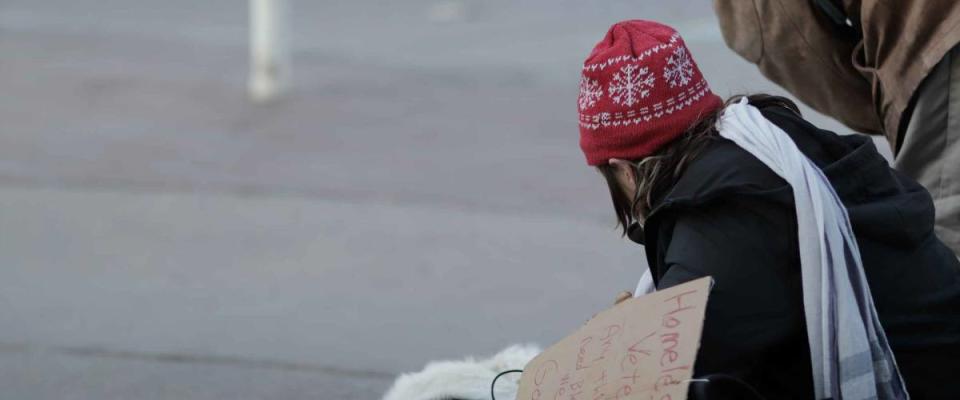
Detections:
[578, 20, 722, 165]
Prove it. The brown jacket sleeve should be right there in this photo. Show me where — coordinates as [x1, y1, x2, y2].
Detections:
[714, 0, 883, 134]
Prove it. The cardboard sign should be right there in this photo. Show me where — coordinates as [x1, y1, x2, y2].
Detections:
[517, 277, 712, 400]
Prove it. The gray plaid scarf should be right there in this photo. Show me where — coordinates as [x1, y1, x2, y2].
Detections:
[716, 99, 909, 400]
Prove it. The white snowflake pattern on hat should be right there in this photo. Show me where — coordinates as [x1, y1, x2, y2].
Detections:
[663, 46, 694, 88]
[607, 64, 655, 107]
[578, 76, 603, 110]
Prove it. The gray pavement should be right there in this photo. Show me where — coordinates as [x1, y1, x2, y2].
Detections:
[0, 1, 875, 399]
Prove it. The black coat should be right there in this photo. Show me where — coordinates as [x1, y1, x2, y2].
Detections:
[639, 106, 960, 399]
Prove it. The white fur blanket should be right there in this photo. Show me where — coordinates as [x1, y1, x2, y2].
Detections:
[382, 344, 540, 400]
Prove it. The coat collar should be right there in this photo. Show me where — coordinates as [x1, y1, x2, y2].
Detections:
[639, 107, 933, 282]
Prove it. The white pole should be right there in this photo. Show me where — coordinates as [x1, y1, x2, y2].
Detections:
[249, 0, 291, 102]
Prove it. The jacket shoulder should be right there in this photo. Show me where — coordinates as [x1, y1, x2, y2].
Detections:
[660, 135, 786, 208]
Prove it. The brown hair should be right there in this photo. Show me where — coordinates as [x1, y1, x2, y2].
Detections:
[597, 94, 801, 235]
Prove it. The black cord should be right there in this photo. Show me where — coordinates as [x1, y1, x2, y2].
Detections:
[490, 369, 523, 400]
[488, 370, 765, 400]
[688, 374, 767, 400]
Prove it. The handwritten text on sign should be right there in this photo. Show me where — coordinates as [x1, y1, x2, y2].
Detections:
[517, 277, 711, 400]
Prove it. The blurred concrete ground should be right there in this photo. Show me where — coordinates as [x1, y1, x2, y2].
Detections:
[0, 1, 860, 399]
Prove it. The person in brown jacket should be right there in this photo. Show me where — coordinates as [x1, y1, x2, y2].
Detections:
[714, 0, 960, 255]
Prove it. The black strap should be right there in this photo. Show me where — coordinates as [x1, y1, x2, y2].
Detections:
[811, 0, 862, 37]
[688, 374, 768, 400]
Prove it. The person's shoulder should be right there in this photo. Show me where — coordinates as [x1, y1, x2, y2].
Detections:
[652, 104, 816, 216]
[757, 106, 816, 136]
[662, 135, 787, 206]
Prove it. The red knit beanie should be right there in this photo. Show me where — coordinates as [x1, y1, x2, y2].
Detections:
[578, 20, 722, 166]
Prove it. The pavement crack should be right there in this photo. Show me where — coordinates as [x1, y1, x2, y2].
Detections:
[0, 342, 395, 381]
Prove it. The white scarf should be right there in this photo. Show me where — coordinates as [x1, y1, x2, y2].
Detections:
[636, 99, 909, 399]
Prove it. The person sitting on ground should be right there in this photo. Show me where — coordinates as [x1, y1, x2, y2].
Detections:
[576, 20, 960, 399]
